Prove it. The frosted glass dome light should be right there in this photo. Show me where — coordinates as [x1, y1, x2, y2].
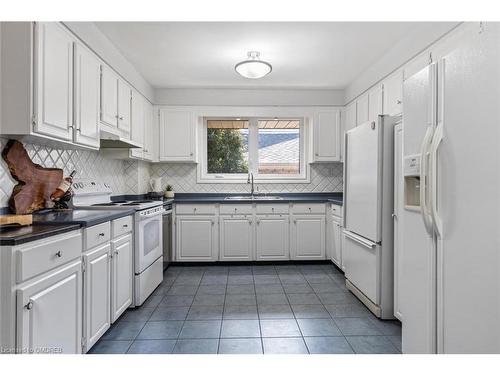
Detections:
[235, 51, 272, 79]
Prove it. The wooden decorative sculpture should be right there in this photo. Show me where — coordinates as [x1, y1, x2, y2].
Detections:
[1, 140, 63, 214]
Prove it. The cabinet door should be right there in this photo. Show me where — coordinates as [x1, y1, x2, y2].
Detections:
[100, 65, 118, 127]
[220, 216, 253, 261]
[314, 110, 341, 162]
[383, 71, 403, 116]
[344, 102, 357, 133]
[117, 78, 131, 135]
[393, 123, 403, 321]
[356, 94, 369, 125]
[111, 233, 133, 323]
[331, 219, 342, 267]
[16, 260, 82, 354]
[130, 90, 145, 159]
[74, 43, 100, 148]
[34, 22, 74, 141]
[159, 108, 195, 162]
[290, 215, 326, 260]
[368, 85, 383, 124]
[255, 215, 289, 260]
[83, 243, 111, 352]
[143, 101, 154, 161]
[176, 216, 217, 261]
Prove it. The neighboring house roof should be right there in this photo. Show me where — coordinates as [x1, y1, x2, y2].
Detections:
[241, 131, 299, 164]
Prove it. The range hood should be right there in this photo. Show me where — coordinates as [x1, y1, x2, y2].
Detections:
[99, 129, 141, 149]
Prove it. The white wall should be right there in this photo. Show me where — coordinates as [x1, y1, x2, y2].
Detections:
[64, 22, 155, 102]
[155, 88, 344, 106]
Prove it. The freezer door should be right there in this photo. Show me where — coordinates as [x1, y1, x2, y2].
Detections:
[344, 120, 382, 243]
[436, 23, 500, 354]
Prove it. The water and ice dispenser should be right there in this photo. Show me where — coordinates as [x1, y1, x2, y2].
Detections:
[404, 155, 421, 210]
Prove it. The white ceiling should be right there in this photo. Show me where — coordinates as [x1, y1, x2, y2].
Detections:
[95, 22, 425, 89]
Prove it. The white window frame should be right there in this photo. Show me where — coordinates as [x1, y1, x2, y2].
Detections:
[198, 116, 311, 184]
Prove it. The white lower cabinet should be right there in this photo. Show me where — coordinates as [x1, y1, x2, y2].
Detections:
[219, 215, 254, 261]
[82, 243, 111, 351]
[16, 260, 82, 354]
[330, 219, 342, 267]
[290, 215, 326, 260]
[255, 215, 289, 260]
[110, 233, 133, 323]
[176, 215, 218, 261]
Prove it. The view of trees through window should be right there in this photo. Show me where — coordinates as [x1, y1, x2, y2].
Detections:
[206, 119, 300, 176]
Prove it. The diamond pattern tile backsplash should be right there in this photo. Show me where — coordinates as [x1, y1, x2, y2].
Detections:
[150, 163, 343, 194]
[0, 138, 343, 209]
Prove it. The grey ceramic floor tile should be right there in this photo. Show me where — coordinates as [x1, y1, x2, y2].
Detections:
[252, 266, 277, 275]
[228, 266, 253, 275]
[152, 283, 171, 296]
[304, 274, 333, 283]
[102, 321, 145, 341]
[227, 275, 254, 285]
[192, 293, 225, 306]
[127, 339, 176, 354]
[174, 276, 202, 286]
[167, 284, 199, 296]
[304, 336, 354, 354]
[160, 295, 195, 307]
[255, 283, 284, 294]
[260, 319, 301, 337]
[136, 321, 184, 340]
[150, 306, 190, 321]
[309, 282, 342, 294]
[88, 340, 132, 354]
[187, 305, 224, 320]
[291, 304, 330, 319]
[179, 320, 222, 339]
[263, 338, 308, 354]
[121, 308, 155, 322]
[223, 305, 259, 320]
[197, 284, 227, 295]
[254, 275, 280, 284]
[297, 318, 342, 337]
[283, 284, 313, 294]
[226, 284, 255, 295]
[201, 275, 228, 285]
[333, 317, 383, 336]
[286, 293, 321, 305]
[279, 274, 307, 284]
[324, 303, 372, 318]
[317, 292, 358, 304]
[221, 320, 261, 338]
[173, 339, 219, 354]
[218, 338, 263, 354]
[257, 293, 289, 305]
[346, 335, 400, 354]
[258, 304, 294, 319]
[367, 317, 402, 336]
[386, 335, 402, 352]
[224, 294, 256, 306]
[141, 295, 164, 308]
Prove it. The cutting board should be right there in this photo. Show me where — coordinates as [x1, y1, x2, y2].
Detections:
[0, 214, 33, 226]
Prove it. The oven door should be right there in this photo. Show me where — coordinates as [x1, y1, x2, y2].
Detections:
[135, 211, 163, 273]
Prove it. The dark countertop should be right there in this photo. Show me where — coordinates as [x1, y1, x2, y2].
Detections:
[0, 223, 81, 246]
[33, 209, 136, 227]
[171, 192, 343, 205]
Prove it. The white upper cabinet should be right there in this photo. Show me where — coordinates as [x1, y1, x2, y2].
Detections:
[143, 101, 155, 161]
[159, 108, 196, 162]
[117, 78, 131, 135]
[356, 93, 369, 125]
[74, 42, 101, 149]
[130, 90, 145, 159]
[344, 101, 357, 133]
[313, 110, 341, 162]
[382, 70, 403, 116]
[100, 65, 119, 128]
[368, 85, 383, 123]
[34, 22, 74, 142]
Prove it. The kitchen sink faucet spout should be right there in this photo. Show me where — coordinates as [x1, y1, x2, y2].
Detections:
[247, 172, 255, 196]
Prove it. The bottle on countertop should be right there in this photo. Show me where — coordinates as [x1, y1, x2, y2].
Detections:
[50, 170, 76, 202]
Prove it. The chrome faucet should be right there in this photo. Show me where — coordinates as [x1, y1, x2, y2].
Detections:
[247, 172, 254, 196]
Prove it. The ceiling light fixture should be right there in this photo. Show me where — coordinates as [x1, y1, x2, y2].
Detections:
[235, 51, 272, 79]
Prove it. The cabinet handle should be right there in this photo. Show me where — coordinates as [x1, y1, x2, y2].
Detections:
[123, 224, 128, 228]
[99, 233, 105, 237]
[190, 152, 193, 156]
[211, 220, 215, 226]
[114, 250, 119, 255]
[294, 219, 297, 224]
[25, 300, 33, 310]
[55, 250, 63, 258]
[315, 153, 319, 156]
[397, 100, 402, 104]
[256, 220, 260, 225]
[248, 220, 252, 225]
[119, 116, 124, 120]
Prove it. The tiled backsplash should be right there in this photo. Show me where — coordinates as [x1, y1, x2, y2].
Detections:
[0, 139, 343, 209]
[150, 163, 343, 193]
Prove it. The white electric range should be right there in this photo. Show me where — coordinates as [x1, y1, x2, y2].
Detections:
[72, 180, 163, 307]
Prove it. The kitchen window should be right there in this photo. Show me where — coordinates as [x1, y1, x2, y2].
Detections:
[199, 117, 309, 183]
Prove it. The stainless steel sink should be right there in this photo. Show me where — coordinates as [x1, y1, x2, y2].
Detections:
[224, 195, 284, 201]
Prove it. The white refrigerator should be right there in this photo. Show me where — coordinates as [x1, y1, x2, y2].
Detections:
[401, 22, 500, 353]
[343, 115, 398, 319]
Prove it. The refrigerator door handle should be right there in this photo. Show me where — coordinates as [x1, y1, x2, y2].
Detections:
[420, 126, 435, 235]
[430, 120, 444, 238]
[343, 230, 376, 249]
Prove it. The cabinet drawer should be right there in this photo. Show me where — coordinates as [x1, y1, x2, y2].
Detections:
[176, 204, 216, 215]
[291, 203, 326, 214]
[331, 204, 343, 217]
[112, 215, 133, 238]
[219, 204, 253, 215]
[255, 204, 289, 215]
[85, 222, 111, 250]
[16, 230, 82, 283]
